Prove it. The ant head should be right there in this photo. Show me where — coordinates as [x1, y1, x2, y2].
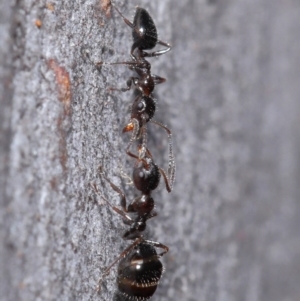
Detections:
[132, 7, 158, 51]
[132, 95, 156, 125]
[122, 96, 156, 134]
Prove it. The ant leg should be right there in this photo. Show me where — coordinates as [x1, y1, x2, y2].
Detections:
[119, 163, 133, 185]
[96, 237, 143, 292]
[152, 74, 166, 85]
[97, 60, 145, 69]
[143, 239, 169, 256]
[91, 183, 133, 221]
[122, 95, 143, 135]
[143, 40, 172, 58]
[101, 176, 129, 213]
[124, 119, 140, 159]
[143, 147, 153, 159]
[110, 61, 141, 67]
[123, 118, 148, 160]
[109, 77, 137, 93]
[126, 142, 148, 167]
[150, 120, 176, 191]
[139, 124, 148, 159]
[150, 120, 171, 135]
[130, 43, 139, 61]
[98, 60, 150, 74]
[158, 168, 171, 193]
[111, 2, 134, 29]
[157, 39, 172, 53]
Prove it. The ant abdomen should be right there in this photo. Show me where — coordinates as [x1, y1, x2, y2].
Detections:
[134, 95, 156, 126]
[133, 158, 160, 194]
[111, 3, 171, 60]
[132, 8, 158, 52]
[116, 242, 163, 301]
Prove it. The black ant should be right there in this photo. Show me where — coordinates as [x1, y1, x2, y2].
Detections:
[118, 93, 175, 185]
[118, 86, 176, 165]
[92, 161, 169, 299]
[97, 3, 174, 162]
[99, 2, 171, 96]
[126, 132, 175, 193]
[97, 145, 173, 229]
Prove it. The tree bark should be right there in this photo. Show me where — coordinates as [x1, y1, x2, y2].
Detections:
[1, 0, 300, 301]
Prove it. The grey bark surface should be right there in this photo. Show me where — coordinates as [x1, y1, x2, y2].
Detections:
[0, 0, 300, 301]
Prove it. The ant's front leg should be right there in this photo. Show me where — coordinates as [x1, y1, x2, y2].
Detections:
[143, 239, 169, 256]
[143, 40, 172, 58]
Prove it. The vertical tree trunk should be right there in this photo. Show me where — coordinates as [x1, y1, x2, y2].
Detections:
[1, 0, 300, 301]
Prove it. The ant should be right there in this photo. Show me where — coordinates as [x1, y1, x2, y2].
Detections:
[97, 145, 173, 227]
[99, 2, 171, 96]
[97, 3, 174, 161]
[92, 159, 169, 299]
[126, 133, 175, 193]
[122, 93, 175, 160]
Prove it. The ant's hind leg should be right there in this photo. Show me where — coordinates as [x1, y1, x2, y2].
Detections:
[144, 239, 169, 256]
[139, 125, 148, 159]
[158, 168, 171, 193]
[157, 39, 172, 53]
[124, 119, 143, 160]
[143, 40, 172, 58]
[111, 2, 134, 29]
[150, 120, 176, 191]
[91, 183, 133, 221]
[102, 176, 129, 213]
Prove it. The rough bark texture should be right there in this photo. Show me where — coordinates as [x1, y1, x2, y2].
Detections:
[1, 0, 300, 301]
